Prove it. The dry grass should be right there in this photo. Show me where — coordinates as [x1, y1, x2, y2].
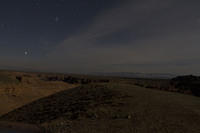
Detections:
[0, 71, 200, 133]
[42, 84, 200, 133]
[0, 71, 77, 116]
[1, 83, 200, 133]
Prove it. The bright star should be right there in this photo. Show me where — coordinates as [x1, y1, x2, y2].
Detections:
[25, 51, 28, 55]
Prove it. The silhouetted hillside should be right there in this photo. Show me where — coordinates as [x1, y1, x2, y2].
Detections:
[171, 75, 200, 96]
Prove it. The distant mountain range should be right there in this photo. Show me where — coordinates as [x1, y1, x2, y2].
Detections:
[0, 66, 177, 79]
[91, 72, 177, 79]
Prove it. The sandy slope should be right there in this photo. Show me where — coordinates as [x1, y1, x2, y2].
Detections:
[0, 71, 77, 115]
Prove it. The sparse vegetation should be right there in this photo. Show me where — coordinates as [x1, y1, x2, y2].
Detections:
[133, 75, 200, 97]
[0, 71, 77, 116]
[171, 75, 200, 96]
[0, 71, 200, 133]
[16, 76, 22, 82]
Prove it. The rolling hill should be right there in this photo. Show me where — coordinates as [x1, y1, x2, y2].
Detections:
[0, 71, 77, 116]
[1, 83, 200, 133]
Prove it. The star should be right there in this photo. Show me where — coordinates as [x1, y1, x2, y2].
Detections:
[25, 51, 28, 56]
[55, 16, 60, 22]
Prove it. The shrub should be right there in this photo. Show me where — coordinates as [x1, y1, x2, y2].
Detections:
[16, 76, 22, 82]
[171, 75, 200, 97]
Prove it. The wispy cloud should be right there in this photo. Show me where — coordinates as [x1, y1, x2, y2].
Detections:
[7, 0, 200, 74]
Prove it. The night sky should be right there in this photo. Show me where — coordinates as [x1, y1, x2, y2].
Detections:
[0, 0, 200, 74]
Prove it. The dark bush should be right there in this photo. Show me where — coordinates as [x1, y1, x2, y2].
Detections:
[171, 75, 200, 97]
[145, 85, 155, 89]
[99, 79, 110, 83]
[63, 76, 79, 84]
[48, 76, 59, 81]
[16, 76, 22, 82]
